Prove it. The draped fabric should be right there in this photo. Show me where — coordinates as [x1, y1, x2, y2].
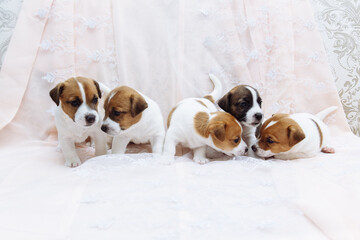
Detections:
[0, 0, 359, 239]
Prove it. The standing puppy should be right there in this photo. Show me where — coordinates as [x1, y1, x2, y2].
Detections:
[218, 84, 263, 157]
[101, 86, 165, 154]
[163, 74, 248, 164]
[252, 107, 336, 160]
[50, 77, 108, 167]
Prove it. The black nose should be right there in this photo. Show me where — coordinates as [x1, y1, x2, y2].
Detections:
[101, 125, 108, 133]
[251, 145, 257, 152]
[245, 147, 248, 153]
[254, 113, 263, 121]
[85, 114, 96, 124]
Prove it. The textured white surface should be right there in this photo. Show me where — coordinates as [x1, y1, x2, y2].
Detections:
[1, 136, 359, 239]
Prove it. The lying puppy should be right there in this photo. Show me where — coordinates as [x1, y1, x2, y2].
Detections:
[101, 86, 165, 154]
[252, 107, 337, 160]
[163, 74, 248, 164]
[50, 76, 109, 167]
[218, 83, 263, 157]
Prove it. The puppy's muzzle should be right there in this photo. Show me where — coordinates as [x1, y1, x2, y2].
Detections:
[254, 113, 262, 121]
[85, 114, 96, 124]
[101, 124, 108, 133]
[251, 145, 257, 152]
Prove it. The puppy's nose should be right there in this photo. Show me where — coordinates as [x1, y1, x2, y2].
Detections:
[251, 145, 257, 152]
[85, 114, 96, 124]
[254, 113, 263, 121]
[101, 125, 108, 133]
[245, 147, 248, 153]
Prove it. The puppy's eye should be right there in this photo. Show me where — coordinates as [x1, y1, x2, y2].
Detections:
[233, 137, 240, 143]
[92, 97, 98, 104]
[113, 110, 121, 116]
[266, 138, 274, 144]
[257, 98, 262, 106]
[240, 102, 248, 108]
[70, 99, 81, 107]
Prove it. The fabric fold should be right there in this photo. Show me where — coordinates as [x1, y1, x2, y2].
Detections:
[0, 0, 53, 130]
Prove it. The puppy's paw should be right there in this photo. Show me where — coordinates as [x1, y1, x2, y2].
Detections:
[193, 156, 209, 164]
[65, 159, 81, 168]
[321, 146, 335, 154]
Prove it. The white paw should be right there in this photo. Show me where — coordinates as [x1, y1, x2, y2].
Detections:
[65, 159, 81, 168]
[193, 156, 209, 164]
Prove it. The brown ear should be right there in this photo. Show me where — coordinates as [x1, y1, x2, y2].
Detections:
[288, 125, 305, 147]
[209, 121, 226, 142]
[93, 80, 102, 98]
[218, 92, 231, 112]
[130, 94, 148, 117]
[49, 83, 64, 106]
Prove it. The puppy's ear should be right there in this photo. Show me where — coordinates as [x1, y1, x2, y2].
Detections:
[272, 113, 289, 121]
[209, 121, 226, 142]
[288, 125, 305, 147]
[93, 80, 102, 98]
[49, 83, 64, 106]
[130, 94, 148, 117]
[218, 92, 231, 112]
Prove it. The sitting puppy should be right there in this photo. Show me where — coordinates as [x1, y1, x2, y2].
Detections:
[163, 74, 248, 164]
[101, 86, 165, 154]
[50, 77, 109, 167]
[217, 83, 263, 157]
[252, 107, 337, 160]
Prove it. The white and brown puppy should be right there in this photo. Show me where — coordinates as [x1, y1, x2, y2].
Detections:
[101, 86, 165, 154]
[218, 84, 263, 157]
[163, 74, 248, 164]
[50, 76, 109, 167]
[252, 107, 337, 160]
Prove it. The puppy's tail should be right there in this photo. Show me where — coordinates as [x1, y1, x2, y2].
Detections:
[205, 74, 223, 103]
[316, 106, 338, 120]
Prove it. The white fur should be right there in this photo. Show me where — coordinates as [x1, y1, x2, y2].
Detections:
[103, 92, 165, 154]
[55, 81, 109, 167]
[254, 107, 336, 160]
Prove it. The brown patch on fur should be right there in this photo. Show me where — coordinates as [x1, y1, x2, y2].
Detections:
[311, 119, 323, 147]
[260, 113, 290, 134]
[104, 86, 148, 130]
[203, 95, 214, 103]
[49, 77, 101, 121]
[167, 106, 177, 128]
[258, 115, 305, 153]
[194, 112, 210, 137]
[196, 100, 207, 108]
[53, 78, 82, 120]
[208, 112, 243, 151]
[76, 77, 101, 110]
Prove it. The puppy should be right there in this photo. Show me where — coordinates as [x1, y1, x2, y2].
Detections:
[218, 84, 263, 157]
[101, 86, 165, 154]
[252, 107, 337, 160]
[163, 74, 248, 164]
[50, 76, 109, 167]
